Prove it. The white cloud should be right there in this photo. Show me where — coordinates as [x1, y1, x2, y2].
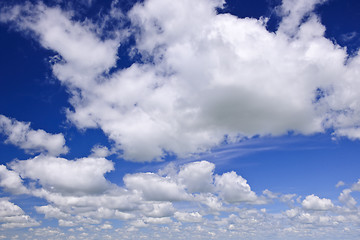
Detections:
[277, 0, 328, 35]
[302, 194, 334, 211]
[0, 158, 359, 239]
[90, 145, 112, 158]
[141, 202, 175, 218]
[0, 115, 68, 156]
[174, 212, 203, 223]
[9, 155, 114, 195]
[0, 165, 28, 195]
[178, 161, 215, 193]
[0, 198, 39, 228]
[0, 3, 119, 88]
[339, 189, 357, 209]
[124, 172, 189, 201]
[100, 222, 113, 230]
[215, 171, 258, 203]
[2, 0, 360, 162]
[351, 179, 360, 191]
[336, 181, 345, 188]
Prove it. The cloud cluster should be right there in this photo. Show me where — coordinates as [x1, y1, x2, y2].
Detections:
[1, 0, 360, 162]
[0, 140, 358, 239]
[0, 112, 358, 238]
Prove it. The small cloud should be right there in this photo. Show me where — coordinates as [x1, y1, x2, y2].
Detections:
[0, 115, 68, 156]
[336, 181, 345, 188]
[302, 194, 334, 211]
[341, 31, 357, 42]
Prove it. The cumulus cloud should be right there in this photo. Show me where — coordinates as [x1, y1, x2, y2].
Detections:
[0, 115, 68, 156]
[277, 0, 328, 35]
[178, 161, 215, 193]
[0, 198, 39, 228]
[1, 0, 360, 162]
[174, 211, 203, 223]
[338, 189, 357, 209]
[301, 194, 334, 211]
[351, 179, 360, 191]
[215, 171, 258, 203]
[0, 158, 358, 238]
[124, 172, 189, 201]
[9, 155, 114, 195]
[0, 165, 28, 195]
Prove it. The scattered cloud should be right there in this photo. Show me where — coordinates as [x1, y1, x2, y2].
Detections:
[0, 115, 68, 156]
[0, 198, 40, 229]
[2, 0, 360, 162]
[336, 180, 345, 188]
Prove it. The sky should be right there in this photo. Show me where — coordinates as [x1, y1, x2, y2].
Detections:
[0, 0, 360, 239]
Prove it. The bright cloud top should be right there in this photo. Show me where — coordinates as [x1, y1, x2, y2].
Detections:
[1, 0, 360, 162]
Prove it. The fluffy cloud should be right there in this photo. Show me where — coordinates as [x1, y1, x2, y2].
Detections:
[9, 155, 114, 195]
[351, 179, 360, 191]
[339, 189, 357, 209]
[0, 115, 68, 156]
[0, 165, 28, 195]
[0, 158, 359, 239]
[277, 0, 328, 35]
[0, 199, 39, 228]
[124, 172, 189, 201]
[1, 0, 360, 162]
[302, 194, 334, 211]
[174, 211, 203, 223]
[215, 171, 258, 203]
[178, 161, 215, 193]
[0, 3, 119, 88]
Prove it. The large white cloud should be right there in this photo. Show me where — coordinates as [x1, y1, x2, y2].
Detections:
[2, 0, 360, 162]
[0, 115, 68, 156]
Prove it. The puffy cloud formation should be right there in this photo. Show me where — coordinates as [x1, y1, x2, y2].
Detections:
[1, 0, 360, 162]
[124, 172, 189, 201]
[0, 157, 359, 239]
[302, 194, 334, 211]
[0, 165, 28, 195]
[0, 198, 39, 229]
[277, 0, 328, 35]
[215, 171, 258, 203]
[0, 115, 68, 156]
[178, 160, 215, 193]
[9, 155, 114, 195]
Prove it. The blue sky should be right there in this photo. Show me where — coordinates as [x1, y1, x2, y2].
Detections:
[1, 0, 360, 239]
